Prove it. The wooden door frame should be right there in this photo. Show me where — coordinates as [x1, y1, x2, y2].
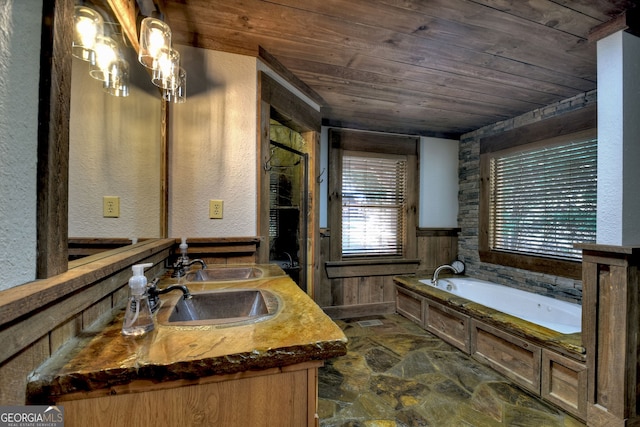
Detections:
[256, 54, 322, 297]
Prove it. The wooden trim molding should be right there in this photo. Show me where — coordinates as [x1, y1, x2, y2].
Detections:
[588, 7, 640, 43]
[106, 0, 139, 51]
[416, 228, 461, 237]
[325, 259, 420, 279]
[0, 239, 173, 329]
[478, 106, 596, 279]
[0, 239, 173, 367]
[328, 129, 419, 261]
[259, 72, 322, 133]
[322, 302, 397, 320]
[37, 0, 73, 278]
[258, 47, 325, 109]
[257, 70, 322, 295]
[479, 104, 596, 155]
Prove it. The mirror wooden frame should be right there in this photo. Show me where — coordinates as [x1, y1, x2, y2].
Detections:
[38, 0, 168, 279]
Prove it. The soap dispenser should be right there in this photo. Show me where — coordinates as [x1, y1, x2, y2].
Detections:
[122, 263, 155, 336]
[179, 237, 189, 263]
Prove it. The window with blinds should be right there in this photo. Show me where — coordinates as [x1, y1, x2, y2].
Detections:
[489, 137, 597, 260]
[341, 152, 407, 257]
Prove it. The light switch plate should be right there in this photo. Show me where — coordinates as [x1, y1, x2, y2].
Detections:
[209, 200, 223, 219]
[103, 196, 120, 218]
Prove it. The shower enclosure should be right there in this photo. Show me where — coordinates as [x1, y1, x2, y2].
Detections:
[266, 136, 309, 291]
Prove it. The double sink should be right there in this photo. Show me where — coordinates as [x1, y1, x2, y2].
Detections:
[156, 266, 281, 327]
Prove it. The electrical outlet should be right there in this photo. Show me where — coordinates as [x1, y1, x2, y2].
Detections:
[209, 199, 223, 219]
[103, 196, 120, 218]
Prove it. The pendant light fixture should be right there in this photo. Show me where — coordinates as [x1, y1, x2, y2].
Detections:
[72, 5, 104, 62]
[138, 17, 172, 70]
[138, 15, 187, 103]
[104, 58, 130, 97]
[163, 67, 186, 104]
[151, 47, 180, 89]
[72, 4, 129, 97]
[89, 35, 118, 82]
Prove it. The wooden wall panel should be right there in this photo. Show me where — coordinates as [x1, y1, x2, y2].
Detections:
[318, 228, 457, 318]
[417, 233, 458, 273]
[579, 244, 640, 426]
[168, 237, 261, 266]
[37, 0, 73, 278]
[0, 337, 50, 405]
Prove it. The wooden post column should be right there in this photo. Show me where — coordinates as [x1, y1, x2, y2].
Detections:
[579, 244, 640, 426]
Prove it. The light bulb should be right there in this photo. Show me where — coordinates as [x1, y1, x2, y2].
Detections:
[72, 6, 104, 62]
[89, 36, 118, 81]
[138, 17, 171, 69]
[151, 48, 180, 89]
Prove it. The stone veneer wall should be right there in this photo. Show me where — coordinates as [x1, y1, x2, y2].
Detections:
[457, 90, 597, 304]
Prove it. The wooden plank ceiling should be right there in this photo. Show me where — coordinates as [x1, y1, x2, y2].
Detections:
[162, 0, 636, 138]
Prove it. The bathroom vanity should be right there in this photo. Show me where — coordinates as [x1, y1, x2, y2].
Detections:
[26, 268, 347, 427]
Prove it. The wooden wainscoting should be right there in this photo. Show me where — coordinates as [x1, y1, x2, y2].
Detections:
[416, 228, 460, 274]
[0, 239, 174, 404]
[316, 228, 458, 318]
[68, 238, 150, 260]
[170, 237, 261, 265]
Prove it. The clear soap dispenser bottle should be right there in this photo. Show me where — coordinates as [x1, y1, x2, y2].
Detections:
[122, 263, 155, 336]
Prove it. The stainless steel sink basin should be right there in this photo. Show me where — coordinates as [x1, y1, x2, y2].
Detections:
[185, 267, 263, 282]
[158, 289, 279, 326]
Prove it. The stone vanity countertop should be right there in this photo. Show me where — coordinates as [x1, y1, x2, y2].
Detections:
[394, 275, 585, 361]
[26, 266, 347, 404]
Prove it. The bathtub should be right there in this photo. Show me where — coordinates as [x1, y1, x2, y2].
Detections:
[418, 277, 581, 334]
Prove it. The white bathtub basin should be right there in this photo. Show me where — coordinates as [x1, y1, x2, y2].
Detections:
[419, 277, 581, 334]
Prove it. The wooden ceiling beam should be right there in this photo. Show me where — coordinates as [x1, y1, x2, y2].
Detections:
[589, 7, 640, 43]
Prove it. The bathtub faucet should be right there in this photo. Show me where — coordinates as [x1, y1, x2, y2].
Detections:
[432, 263, 462, 287]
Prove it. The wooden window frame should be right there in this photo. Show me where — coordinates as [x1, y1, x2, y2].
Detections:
[328, 129, 418, 261]
[478, 105, 596, 279]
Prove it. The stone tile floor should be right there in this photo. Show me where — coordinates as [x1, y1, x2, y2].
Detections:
[318, 314, 585, 427]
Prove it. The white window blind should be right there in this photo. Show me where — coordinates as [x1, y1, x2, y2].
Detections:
[489, 138, 597, 260]
[342, 152, 407, 257]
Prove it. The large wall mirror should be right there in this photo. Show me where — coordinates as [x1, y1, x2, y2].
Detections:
[68, 1, 163, 244]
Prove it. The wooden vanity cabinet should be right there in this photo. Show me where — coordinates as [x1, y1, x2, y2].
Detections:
[56, 361, 322, 427]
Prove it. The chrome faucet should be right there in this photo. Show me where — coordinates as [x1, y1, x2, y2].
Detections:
[147, 279, 192, 314]
[432, 263, 462, 287]
[283, 252, 294, 268]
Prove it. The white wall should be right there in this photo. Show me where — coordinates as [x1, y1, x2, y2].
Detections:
[68, 50, 161, 239]
[419, 137, 459, 228]
[597, 31, 640, 245]
[0, 0, 42, 290]
[169, 46, 258, 237]
[317, 131, 460, 229]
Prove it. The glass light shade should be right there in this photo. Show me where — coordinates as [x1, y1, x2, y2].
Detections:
[163, 67, 187, 103]
[72, 6, 104, 62]
[151, 47, 180, 89]
[138, 17, 171, 69]
[104, 59, 130, 97]
[89, 36, 119, 81]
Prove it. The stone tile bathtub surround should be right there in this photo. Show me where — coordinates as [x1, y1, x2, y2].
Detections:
[318, 314, 584, 427]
